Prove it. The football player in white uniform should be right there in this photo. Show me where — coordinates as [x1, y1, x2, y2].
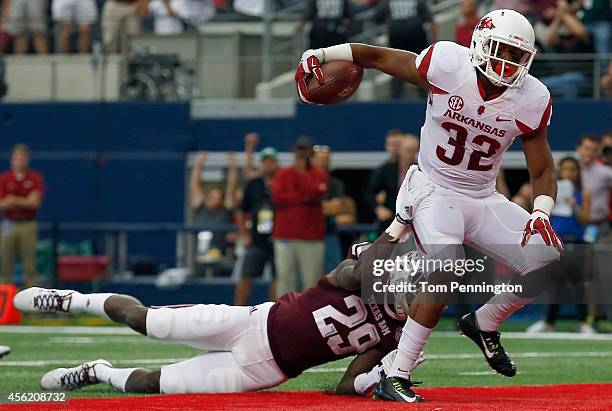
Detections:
[297, 9, 563, 402]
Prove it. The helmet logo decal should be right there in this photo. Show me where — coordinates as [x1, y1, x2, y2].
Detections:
[448, 95, 465, 111]
[477, 17, 495, 31]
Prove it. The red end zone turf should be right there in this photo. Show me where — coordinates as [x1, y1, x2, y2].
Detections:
[7, 384, 612, 410]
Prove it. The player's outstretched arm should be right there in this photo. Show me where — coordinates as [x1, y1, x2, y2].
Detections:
[335, 346, 387, 396]
[350, 44, 430, 91]
[298, 44, 430, 91]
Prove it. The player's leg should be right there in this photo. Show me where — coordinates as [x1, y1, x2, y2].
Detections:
[42, 303, 285, 394]
[377, 182, 466, 401]
[460, 194, 561, 375]
[14, 288, 148, 333]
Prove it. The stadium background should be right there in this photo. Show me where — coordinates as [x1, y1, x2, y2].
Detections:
[0, 0, 611, 408]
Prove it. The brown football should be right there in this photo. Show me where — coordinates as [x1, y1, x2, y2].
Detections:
[306, 61, 364, 105]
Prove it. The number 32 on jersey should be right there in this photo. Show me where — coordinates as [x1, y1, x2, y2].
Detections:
[437, 122, 502, 171]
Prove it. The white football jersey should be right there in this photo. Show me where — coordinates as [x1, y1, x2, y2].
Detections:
[414, 41, 552, 197]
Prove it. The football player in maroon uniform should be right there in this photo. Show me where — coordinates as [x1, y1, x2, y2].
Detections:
[14, 168, 432, 399]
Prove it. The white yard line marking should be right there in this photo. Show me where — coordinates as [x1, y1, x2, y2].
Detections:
[0, 358, 187, 367]
[441, 331, 612, 341]
[459, 371, 522, 376]
[3, 352, 607, 369]
[0, 326, 137, 335]
[1, 326, 610, 341]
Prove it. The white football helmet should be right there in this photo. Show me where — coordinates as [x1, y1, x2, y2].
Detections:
[470, 9, 536, 88]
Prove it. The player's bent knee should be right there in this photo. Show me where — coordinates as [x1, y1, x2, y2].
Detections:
[125, 305, 148, 335]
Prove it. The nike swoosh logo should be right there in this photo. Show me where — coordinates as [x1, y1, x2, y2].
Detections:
[397, 368, 410, 373]
[480, 335, 495, 359]
[397, 391, 419, 402]
[496, 116, 511, 122]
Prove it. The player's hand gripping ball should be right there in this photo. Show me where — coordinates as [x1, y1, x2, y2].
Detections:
[295, 49, 363, 105]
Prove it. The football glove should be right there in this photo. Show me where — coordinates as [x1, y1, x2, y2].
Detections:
[295, 49, 324, 104]
[521, 209, 563, 253]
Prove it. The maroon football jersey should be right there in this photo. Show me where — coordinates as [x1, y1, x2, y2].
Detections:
[266, 277, 405, 378]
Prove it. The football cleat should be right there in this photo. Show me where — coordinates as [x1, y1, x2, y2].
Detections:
[372, 376, 423, 402]
[458, 312, 516, 377]
[14, 287, 76, 314]
[0, 345, 10, 359]
[41, 359, 111, 390]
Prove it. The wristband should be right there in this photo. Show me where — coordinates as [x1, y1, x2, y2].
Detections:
[533, 195, 554, 216]
[321, 43, 354, 63]
[385, 218, 406, 241]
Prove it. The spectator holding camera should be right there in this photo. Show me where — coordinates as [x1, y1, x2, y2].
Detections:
[272, 136, 328, 296]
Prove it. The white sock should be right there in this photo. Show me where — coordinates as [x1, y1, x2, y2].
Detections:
[69, 292, 116, 320]
[95, 365, 139, 392]
[353, 365, 382, 395]
[389, 316, 432, 379]
[475, 292, 533, 332]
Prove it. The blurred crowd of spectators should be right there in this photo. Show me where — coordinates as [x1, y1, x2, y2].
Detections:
[0, 0, 229, 54]
[0, 0, 609, 98]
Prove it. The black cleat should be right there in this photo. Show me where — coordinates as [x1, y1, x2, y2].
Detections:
[458, 312, 516, 377]
[372, 376, 424, 402]
[0, 345, 10, 359]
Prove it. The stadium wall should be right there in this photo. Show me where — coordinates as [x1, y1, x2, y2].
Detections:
[0, 101, 608, 267]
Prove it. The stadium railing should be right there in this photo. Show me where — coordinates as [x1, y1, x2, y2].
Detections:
[37, 222, 375, 285]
